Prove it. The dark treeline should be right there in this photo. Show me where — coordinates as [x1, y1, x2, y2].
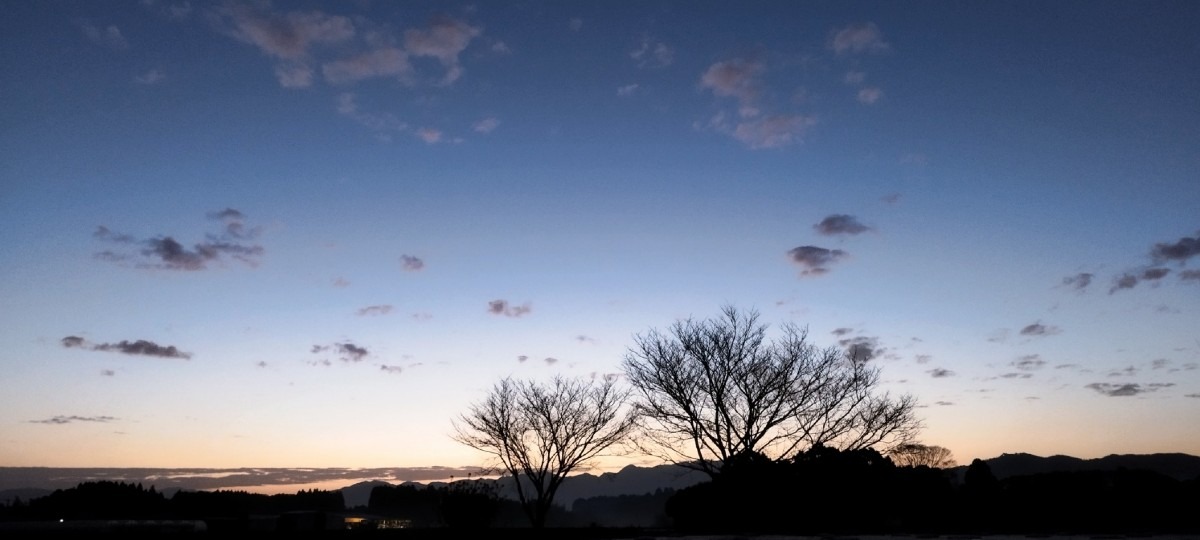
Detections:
[3, 449, 1199, 535]
[666, 444, 1200, 535]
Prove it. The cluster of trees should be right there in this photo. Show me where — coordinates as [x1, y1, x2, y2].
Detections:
[454, 305, 925, 528]
[0, 481, 343, 522]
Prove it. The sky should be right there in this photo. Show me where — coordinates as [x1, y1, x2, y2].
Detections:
[2, 0, 1199, 477]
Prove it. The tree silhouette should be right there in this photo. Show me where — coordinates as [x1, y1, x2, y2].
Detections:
[451, 374, 636, 528]
[622, 305, 921, 477]
[889, 442, 957, 468]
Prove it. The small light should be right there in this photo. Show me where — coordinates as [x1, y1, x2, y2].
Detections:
[59, 519, 64, 523]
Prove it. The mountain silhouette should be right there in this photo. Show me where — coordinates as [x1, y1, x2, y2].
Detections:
[949, 452, 1200, 482]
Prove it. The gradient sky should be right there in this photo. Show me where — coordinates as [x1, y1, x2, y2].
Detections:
[2, 1, 1199, 473]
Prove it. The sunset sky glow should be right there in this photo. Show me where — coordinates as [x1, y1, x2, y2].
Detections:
[2, 0, 1199, 474]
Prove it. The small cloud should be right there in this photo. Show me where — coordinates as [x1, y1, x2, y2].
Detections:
[881, 193, 902, 204]
[1062, 272, 1094, 291]
[1110, 273, 1140, 294]
[732, 115, 817, 149]
[332, 277, 350, 288]
[617, 83, 639, 97]
[935, 401, 954, 406]
[322, 47, 410, 85]
[256, 361, 268, 368]
[1020, 322, 1061, 337]
[1085, 382, 1171, 397]
[814, 214, 871, 236]
[1180, 269, 1200, 282]
[488, 300, 532, 318]
[1151, 359, 1170, 370]
[857, 87, 883, 105]
[404, 15, 482, 85]
[787, 245, 847, 276]
[1149, 232, 1200, 265]
[100, 369, 116, 377]
[63, 336, 191, 359]
[517, 355, 529, 363]
[79, 21, 129, 50]
[844, 71, 866, 84]
[472, 117, 500, 134]
[30, 415, 117, 425]
[491, 41, 511, 54]
[544, 357, 559, 365]
[569, 18, 583, 32]
[915, 354, 932, 364]
[417, 128, 443, 144]
[631, 38, 673, 68]
[839, 335, 885, 362]
[1142, 267, 1171, 281]
[831, 327, 853, 336]
[379, 365, 404, 374]
[411, 312, 433, 321]
[1013, 354, 1047, 371]
[928, 368, 955, 378]
[575, 335, 596, 344]
[95, 210, 265, 271]
[700, 58, 762, 108]
[1000, 373, 1034, 379]
[400, 254, 425, 271]
[135, 69, 165, 84]
[1187, 394, 1200, 398]
[313, 341, 369, 363]
[357, 305, 394, 317]
[829, 22, 889, 55]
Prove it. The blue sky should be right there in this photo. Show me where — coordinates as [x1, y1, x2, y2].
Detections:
[2, 0, 1198, 472]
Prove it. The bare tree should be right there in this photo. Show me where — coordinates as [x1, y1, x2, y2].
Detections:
[622, 305, 921, 477]
[888, 443, 957, 468]
[451, 375, 635, 528]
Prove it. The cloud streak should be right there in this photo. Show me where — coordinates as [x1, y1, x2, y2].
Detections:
[62, 336, 192, 359]
[488, 300, 532, 317]
[814, 214, 872, 236]
[29, 415, 117, 425]
[1085, 382, 1174, 397]
[93, 210, 265, 271]
[787, 246, 847, 276]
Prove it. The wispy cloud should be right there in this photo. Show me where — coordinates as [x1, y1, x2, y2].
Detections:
[700, 58, 763, 114]
[731, 115, 817, 149]
[312, 342, 369, 363]
[217, 5, 354, 87]
[472, 117, 500, 134]
[1150, 232, 1200, 265]
[1020, 322, 1061, 337]
[356, 305, 394, 317]
[379, 365, 404, 374]
[488, 300, 532, 318]
[569, 18, 583, 32]
[1181, 269, 1200, 282]
[857, 87, 883, 105]
[93, 209, 265, 271]
[1085, 382, 1174, 397]
[404, 15, 482, 85]
[1013, 354, 1047, 370]
[814, 214, 872, 236]
[322, 47, 410, 85]
[617, 83, 639, 97]
[135, 69, 165, 85]
[78, 21, 129, 50]
[928, 368, 955, 378]
[29, 415, 117, 425]
[416, 128, 442, 144]
[1109, 267, 1172, 294]
[787, 245, 847, 276]
[400, 254, 425, 271]
[829, 22, 889, 55]
[1062, 272, 1094, 291]
[62, 336, 192, 359]
[631, 37, 673, 68]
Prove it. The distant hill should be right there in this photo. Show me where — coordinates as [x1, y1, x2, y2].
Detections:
[949, 452, 1200, 482]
